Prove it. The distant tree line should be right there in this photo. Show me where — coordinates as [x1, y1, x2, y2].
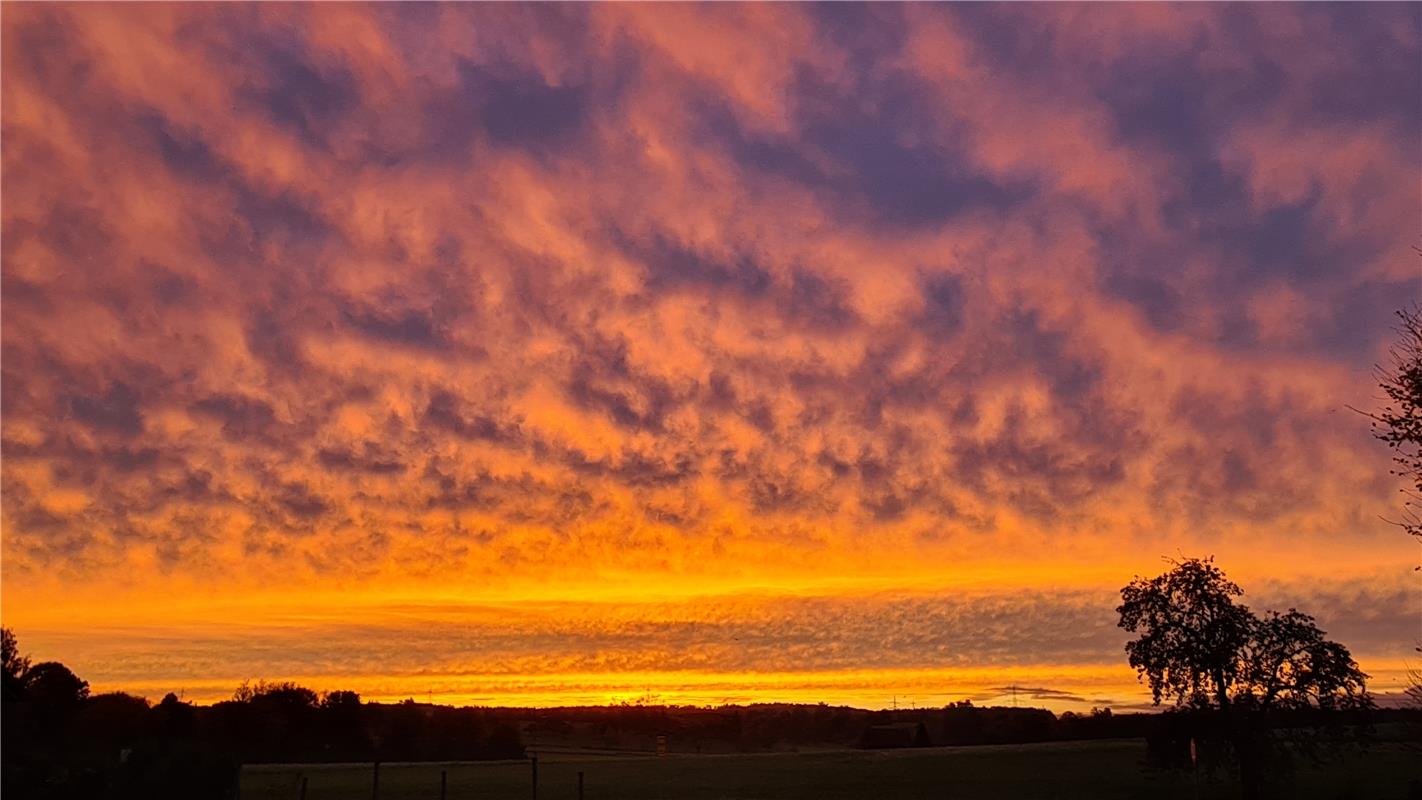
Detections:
[512, 701, 1093, 754]
[4, 626, 1418, 800]
[1, 629, 524, 800]
[505, 698, 1417, 758]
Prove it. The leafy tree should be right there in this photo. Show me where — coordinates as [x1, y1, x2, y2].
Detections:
[1356, 299, 1422, 702]
[321, 689, 362, 711]
[1118, 558, 1255, 709]
[1360, 303, 1422, 544]
[154, 691, 197, 738]
[1236, 610, 1371, 712]
[1118, 557, 1370, 798]
[248, 680, 319, 709]
[23, 661, 91, 707]
[232, 678, 318, 707]
[2, 627, 31, 701]
[230, 679, 256, 703]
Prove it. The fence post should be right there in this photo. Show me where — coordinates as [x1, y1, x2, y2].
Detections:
[577, 770, 584, 800]
[440, 769, 447, 800]
[530, 755, 539, 800]
[299, 776, 308, 800]
[371, 761, 381, 800]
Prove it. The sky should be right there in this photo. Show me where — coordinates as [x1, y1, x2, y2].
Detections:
[2, 3, 1419, 712]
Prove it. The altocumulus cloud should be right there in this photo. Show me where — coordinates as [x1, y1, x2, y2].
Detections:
[1, 4, 1418, 706]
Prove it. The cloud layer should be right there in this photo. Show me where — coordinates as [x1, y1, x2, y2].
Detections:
[3, 4, 1418, 708]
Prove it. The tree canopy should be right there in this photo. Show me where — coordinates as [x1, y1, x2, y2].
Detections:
[2, 627, 30, 702]
[1119, 558, 1372, 798]
[1364, 304, 1422, 542]
[1118, 557, 1369, 714]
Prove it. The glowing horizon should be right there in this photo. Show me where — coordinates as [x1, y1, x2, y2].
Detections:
[2, 4, 1419, 714]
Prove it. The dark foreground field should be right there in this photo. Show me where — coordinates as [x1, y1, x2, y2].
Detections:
[241, 738, 1422, 800]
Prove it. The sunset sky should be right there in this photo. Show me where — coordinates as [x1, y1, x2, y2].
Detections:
[2, 4, 1419, 712]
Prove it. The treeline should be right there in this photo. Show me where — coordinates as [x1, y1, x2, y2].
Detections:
[5, 628, 1419, 799]
[506, 701, 1418, 756]
[512, 702, 1129, 753]
[513, 703, 1176, 753]
[2, 630, 524, 800]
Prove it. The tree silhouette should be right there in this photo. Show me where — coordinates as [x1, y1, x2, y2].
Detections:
[2, 627, 30, 702]
[1355, 296, 1422, 703]
[1237, 610, 1371, 712]
[23, 661, 91, 708]
[1118, 558, 1254, 709]
[1359, 303, 1422, 546]
[1118, 557, 1370, 798]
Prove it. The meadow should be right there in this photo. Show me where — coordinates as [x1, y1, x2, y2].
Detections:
[240, 738, 1422, 800]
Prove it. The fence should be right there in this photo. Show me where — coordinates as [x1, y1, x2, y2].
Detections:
[240, 758, 591, 800]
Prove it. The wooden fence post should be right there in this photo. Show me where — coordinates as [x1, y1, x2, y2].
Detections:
[371, 761, 381, 800]
[299, 776, 308, 800]
[577, 770, 584, 800]
[440, 769, 447, 800]
[530, 755, 539, 800]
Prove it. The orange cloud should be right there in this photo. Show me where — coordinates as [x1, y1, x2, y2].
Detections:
[2, 3, 1418, 709]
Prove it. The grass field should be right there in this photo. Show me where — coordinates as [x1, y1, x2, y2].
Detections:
[241, 738, 1422, 800]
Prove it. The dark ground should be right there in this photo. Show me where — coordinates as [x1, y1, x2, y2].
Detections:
[241, 738, 1422, 800]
